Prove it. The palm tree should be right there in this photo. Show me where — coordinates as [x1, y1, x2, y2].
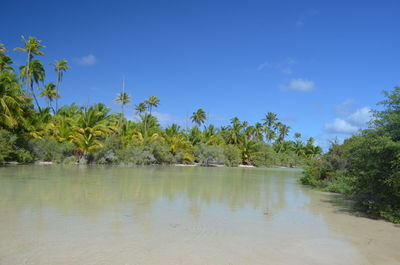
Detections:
[145, 96, 160, 115]
[0, 70, 29, 129]
[263, 112, 277, 129]
[0, 43, 13, 71]
[135, 102, 146, 114]
[52, 59, 70, 112]
[265, 127, 276, 143]
[19, 59, 45, 111]
[254, 122, 264, 142]
[115, 92, 131, 134]
[191, 108, 206, 127]
[135, 102, 148, 136]
[294, 132, 302, 140]
[14, 36, 45, 91]
[40, 83, 59, 114]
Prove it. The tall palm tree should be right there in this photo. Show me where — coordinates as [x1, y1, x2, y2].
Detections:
[14, 36, 45, 91]
[145, 96, 160, 115]
[39, 83, 59, 114]
[191, 108, 206, 127]
[52, 59, 70, 112]
[135, 102, 148, 137]
[115, 91, 131, 134]
[19, 59, 45, 111]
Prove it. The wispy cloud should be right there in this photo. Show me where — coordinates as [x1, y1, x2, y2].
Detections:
[335, 98, 353, 115]
[296, 9, 318, 28]
[280, 78, 316, 92]
[258, 57, 295, 74]
[77, 54, 97, 66]
[153, 112, 184, 126]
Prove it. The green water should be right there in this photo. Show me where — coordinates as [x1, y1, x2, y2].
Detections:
[0, 165, 399, 265]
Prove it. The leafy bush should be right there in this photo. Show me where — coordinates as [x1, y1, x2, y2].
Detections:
[29, 137, 75, 163]
[252, 143, 275, 167]
[194, 144, 224, 166]
[0, 130, 34, 163]
[223, 145, 241, 167]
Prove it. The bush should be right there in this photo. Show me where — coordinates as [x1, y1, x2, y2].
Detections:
[93, 136, 123, 164]
[194, 144, 224, 166]
[29, 137, 75, 163]
[252, 142, 275, 167]
[0, 130, 34, 163]
[223, 145, 241, 167]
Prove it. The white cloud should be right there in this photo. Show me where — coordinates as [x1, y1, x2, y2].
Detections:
[77, 54, 97, 66]
[280, 78, 315, 92]
[258, 57, 295, 74]
[324, 107, 372, 135]
[324, 119, 358, 134]
[347, 107, 372, 127]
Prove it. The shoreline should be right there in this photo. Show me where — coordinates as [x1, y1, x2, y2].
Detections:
[1, 161, 299, 170]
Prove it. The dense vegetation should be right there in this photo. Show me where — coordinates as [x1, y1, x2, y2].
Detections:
[301, 87, 400, 223]
[0, 37, 322, 167]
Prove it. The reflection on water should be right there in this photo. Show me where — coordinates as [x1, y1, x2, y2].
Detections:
[0, 165, 399, 265]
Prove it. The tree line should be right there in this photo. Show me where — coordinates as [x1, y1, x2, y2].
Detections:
[0, 36, 322, 167]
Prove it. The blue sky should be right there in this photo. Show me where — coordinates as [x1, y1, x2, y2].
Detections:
[2, 0, 400, 148]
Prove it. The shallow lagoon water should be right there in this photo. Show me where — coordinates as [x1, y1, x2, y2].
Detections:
[0, 165, 399, 265]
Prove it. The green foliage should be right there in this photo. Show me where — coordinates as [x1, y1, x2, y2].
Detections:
[301, 87, 400, 223]
[0, 130, 33, 163]
[223, 145, 241, 167]
[29, 136, 74, 162]
[193, 144, 224, 166]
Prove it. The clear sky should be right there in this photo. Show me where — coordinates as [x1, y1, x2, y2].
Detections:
[2, 0, 400, 148]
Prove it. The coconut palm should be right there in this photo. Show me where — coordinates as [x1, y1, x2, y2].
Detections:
[145, 96, 160, 115]
[19, 59, 45, 111]
[52, 59, 70, 112]
[0, 70, 29, 129]
[263, 112, 278, 129]
[254, 122, 264, 142]
[115, 91, 131, 134]
[40, 83, 59, 114]
[191, 108, 206, 127]
[135, 102, 146, 114]
[14, 36, 45, 91]
[0, 43, 13, 71]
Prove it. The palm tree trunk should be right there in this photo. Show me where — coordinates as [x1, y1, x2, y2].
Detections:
[56, 76, 59, 113]
[119, 104, 124, 135]
[30, 83, 41, 112]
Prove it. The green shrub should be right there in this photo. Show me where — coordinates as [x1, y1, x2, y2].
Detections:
[223, 145, 241, 167]
[29, 137, 74, 163]
[252, 143, 275, 167]
[0, 130, 34, 163]
[194, 144, 224, 166]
